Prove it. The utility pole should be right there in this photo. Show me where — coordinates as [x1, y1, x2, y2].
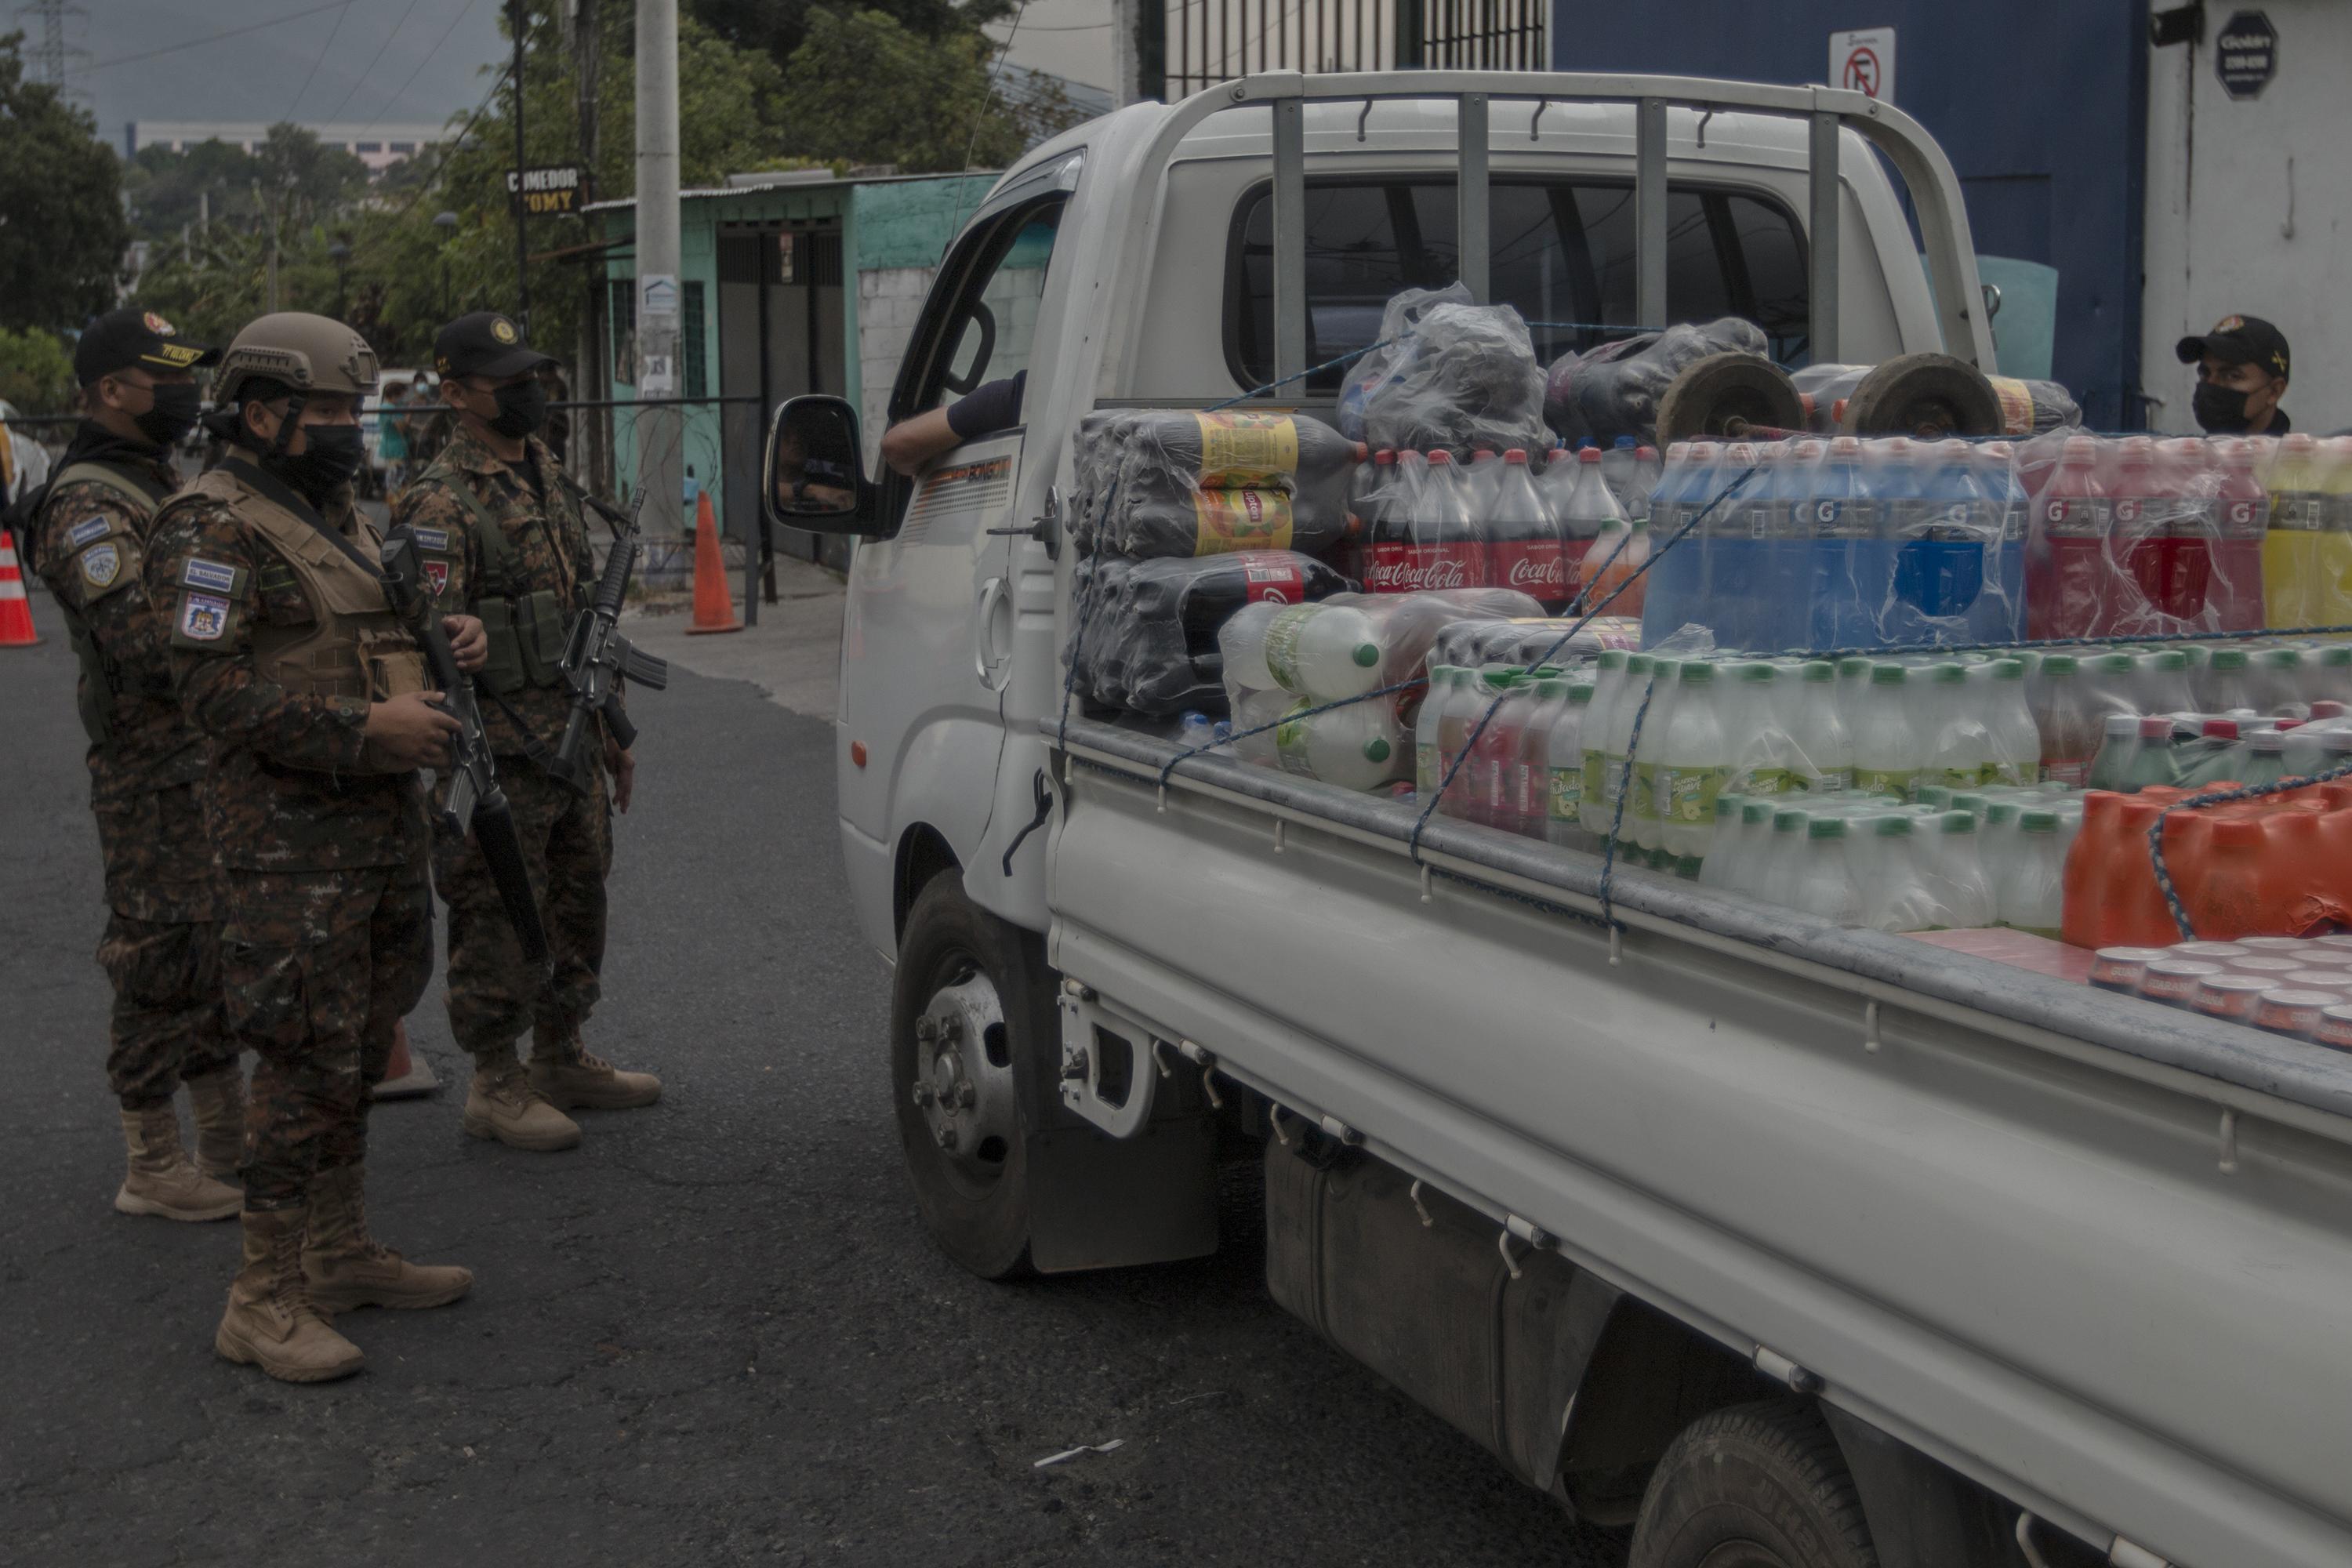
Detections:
[570, 0, 608, 495]
[1112, 0, 1166, 107]
[635, 0, 683, 542]
[510, 0, 532, 332]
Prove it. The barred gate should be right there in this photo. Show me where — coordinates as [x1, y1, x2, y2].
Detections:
[1151, 0, 1547, 98]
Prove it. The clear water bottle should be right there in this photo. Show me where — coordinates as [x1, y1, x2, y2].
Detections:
[1660, 661, 1730, 860]
[1791, 816, 1865, 925]
[1921, 660, 1991, 789]
[1995, 808, 2068, 936]
[1580, 649, 1632, 840]
[1602, 435, 1641, 517]
[1630, 658, 1682, 859]
[1984, 657, 2041, 786]
[1926, 809, 1997, 928]
[2086, 713, 2141, 793]
[1544, 680, 1599, 851]
[1788, 658, 1855, 793]
[1853, 662, 1921, 798]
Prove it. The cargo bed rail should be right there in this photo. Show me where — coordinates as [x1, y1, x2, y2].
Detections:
[1050, 716, 2352, 1145]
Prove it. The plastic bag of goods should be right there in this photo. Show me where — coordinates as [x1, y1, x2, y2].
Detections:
[1642, 435, 2025, 654]
[1218, 586, 1545, 792]
[1338, 284, 1552, 456]
[1543, 318, 1769, 449]
[1071, 408, 1363, 559]
[1791, 363, 2082, 437]
[2016, 432, 2268, 642]
[1070, 550, 1350, 717]
[1428, 615, 1641, 671]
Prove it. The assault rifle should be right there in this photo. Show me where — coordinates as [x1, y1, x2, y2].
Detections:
[554, 476, 669, 777]
[381, 528, 551, 968]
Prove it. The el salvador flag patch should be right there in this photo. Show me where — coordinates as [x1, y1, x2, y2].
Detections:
[409, 526, 452, 553]
[182, 558, 238, 593]
[67, 515, 111, 549]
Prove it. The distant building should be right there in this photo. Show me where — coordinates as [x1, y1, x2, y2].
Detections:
[122, 121, 448, 176]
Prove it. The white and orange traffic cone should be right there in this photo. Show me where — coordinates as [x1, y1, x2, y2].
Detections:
[372, 1018, 440, 1099]
[0, 527, 40, 647]
[683, 488, 740, 636]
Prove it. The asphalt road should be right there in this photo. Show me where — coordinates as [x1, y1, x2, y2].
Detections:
[0, 622, 1621, 1568]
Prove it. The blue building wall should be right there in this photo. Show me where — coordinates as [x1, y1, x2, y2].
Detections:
[1555, 2, 2150, 428]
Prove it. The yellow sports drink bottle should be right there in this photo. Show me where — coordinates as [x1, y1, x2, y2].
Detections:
[2264, 432, 2325, 627]
[2317, 436, 2352, 631]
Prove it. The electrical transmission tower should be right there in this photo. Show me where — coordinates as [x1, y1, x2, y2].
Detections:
[15, 0, 93, 112]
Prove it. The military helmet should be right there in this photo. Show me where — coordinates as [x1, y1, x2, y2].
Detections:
[212, 312, 379, 408]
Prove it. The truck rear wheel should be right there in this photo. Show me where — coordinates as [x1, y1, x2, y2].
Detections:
[1628, 1398, 1877, 1568]
[890, 873, 1051, 1279]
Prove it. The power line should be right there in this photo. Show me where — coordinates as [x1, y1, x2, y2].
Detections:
[361, 0, 481, 135]
[80, 0, 354, 74]
[283, 0, 352, 121]
[319, 0, 426, 125]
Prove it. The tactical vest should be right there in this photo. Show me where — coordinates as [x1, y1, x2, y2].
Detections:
[41, 460, 172, 750]
[184, 466, 428, 702]
[411, 455, 578, 696]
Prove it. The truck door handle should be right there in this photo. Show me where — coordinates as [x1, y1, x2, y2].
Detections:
[973, 576, 1010, 687]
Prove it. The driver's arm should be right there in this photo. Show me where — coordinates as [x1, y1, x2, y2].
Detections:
[880, 370, 1025, 478]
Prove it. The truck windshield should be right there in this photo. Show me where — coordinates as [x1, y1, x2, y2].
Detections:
[1227, 179, 1808, 391]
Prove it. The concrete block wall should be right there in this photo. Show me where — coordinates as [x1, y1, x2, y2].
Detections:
[857, 267, 938, 468]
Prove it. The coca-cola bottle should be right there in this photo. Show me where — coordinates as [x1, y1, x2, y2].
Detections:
[1488, 450, 1567, 612]
[1335, 443, 1379, 583]
[1369, 450, 1488, 593]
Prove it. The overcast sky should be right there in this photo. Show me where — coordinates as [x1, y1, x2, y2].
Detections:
[60, 0, 1115, 151]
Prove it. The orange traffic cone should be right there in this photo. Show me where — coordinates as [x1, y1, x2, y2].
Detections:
[372, 1018, 441, 1100]
[684, 488, 740, 636]
[0, 527, 40, 647]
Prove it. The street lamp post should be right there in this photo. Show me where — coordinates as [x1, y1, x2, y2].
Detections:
[327, 238, 350, 321]
[433, 211, 459, 319]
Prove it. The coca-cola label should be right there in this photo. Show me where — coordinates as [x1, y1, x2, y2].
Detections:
[1491, 539, 1565, 601]
[1229, 550, 1306, 605]
[1367, 540, 1483, 593]
[1189, 488, 1294, 554]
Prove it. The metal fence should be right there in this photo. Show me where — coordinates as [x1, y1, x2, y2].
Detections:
[1155, 0, 1546, 97]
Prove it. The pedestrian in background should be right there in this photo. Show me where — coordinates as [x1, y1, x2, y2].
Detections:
[22, 307, 244, 1223]
[396, 311, 660, 1155]
[148, 313, 487, 1383]
[378, 380, 412, 496]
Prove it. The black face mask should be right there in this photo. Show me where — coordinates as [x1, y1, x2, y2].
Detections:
[488, 379, 550, 440]
[132, 383, 201, 448]
[267, 424, 367, 504]
[2193, 380, 2254, 434]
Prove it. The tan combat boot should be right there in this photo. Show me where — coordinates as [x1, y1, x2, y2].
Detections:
[214, 1204, 365, 1383]
[462, 1059, 583, 1151]
[528, 1020, 662, 1111]
[183, 1065, 247, 1180]
[114, 1105, 241, 1221]
[302, 1163, 474, 1313]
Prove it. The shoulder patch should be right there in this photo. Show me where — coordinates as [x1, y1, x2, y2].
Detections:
[67, 515, 113, 549]
[178, 592, 230, 642]
[424, 560, 451, 595]
[408, 525, 452, 553]
[182, 558, 238, 593]
[78, 542, 123, 590]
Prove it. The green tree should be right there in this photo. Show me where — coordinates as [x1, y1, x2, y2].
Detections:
[0, 33, 130, 332]
[687, 0, 1012, 66]
[0, 324, 75, 415]
[776, 8, 1082, 173]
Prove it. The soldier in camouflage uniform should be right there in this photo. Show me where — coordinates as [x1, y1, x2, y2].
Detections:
[25, 307, 242, 1223]
[147, 313, 490, 1384]
[394, 312, 659, 1153]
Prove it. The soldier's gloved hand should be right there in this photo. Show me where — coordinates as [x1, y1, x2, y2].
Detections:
[444, 614, 489, 673]
[365, 691, 464, 770]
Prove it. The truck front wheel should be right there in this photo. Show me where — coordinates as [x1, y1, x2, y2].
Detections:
[1628, 1398, 1878, 1568]
[890, 873, 1051, 1279]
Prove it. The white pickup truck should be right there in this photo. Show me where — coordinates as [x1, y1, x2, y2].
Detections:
[761, 71, 2352, 1568]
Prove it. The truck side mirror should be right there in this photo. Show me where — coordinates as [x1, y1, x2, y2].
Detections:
[764, 395, 880, 535]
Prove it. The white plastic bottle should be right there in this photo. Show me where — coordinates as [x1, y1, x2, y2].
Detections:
[1759, 804, 1813, 902]
[1545, 680, 1599, 851]
[1599, 652, 1655, 844]
[1274, 698, 1404, 793]
[1416, 665, 1461, 798]
[1260, 603, 1385, 701]
[1860, 815, 1950, 933]
[1659, 661, 1730, 861]
[1630, 657, 1681, 859]
[1994, 808, 2067, 936]
[1983, 657, 2042, 786]
[1579, 649, 1631, 839]
[1922, 661, 1991, 789]
[1726, 660, 1795, 797]
[1222, 600, 1283, 691]
[1926, 809, 1997, 929]
[1852, 662, 1920, 799]
[1786, 659, 1853, 793]
[1791, 817, 1865, 926]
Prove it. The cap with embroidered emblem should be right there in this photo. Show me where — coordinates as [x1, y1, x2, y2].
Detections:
[73, 307, 220, 385]
[2175, 314, 2290, 381]
[433, 312, 557, 381]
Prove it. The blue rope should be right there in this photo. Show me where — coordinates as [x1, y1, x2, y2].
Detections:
[1058, 478, 1118, 749]
[1203, 338, 1398, 413]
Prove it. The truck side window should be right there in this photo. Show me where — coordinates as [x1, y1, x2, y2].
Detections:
[1228, 179, 1809, 392]
[902, 201, 1067, 416]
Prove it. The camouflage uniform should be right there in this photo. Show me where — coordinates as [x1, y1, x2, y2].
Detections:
[147, 454, 434, 1211]
[29, 435, 234, 1110]
[394, 423, 612, 1069]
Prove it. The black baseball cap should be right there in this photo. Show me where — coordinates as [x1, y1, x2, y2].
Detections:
[2176, 314, 2290, 382]
[433, 311, 557, 381]
[74, 307, 219, 385]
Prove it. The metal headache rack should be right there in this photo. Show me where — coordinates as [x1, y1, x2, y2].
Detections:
[1118, 70, 1994, 388]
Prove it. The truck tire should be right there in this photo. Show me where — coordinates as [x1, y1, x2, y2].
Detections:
[1628, 1398, 1878, 1568]
[891, 872, 1052, 1279]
